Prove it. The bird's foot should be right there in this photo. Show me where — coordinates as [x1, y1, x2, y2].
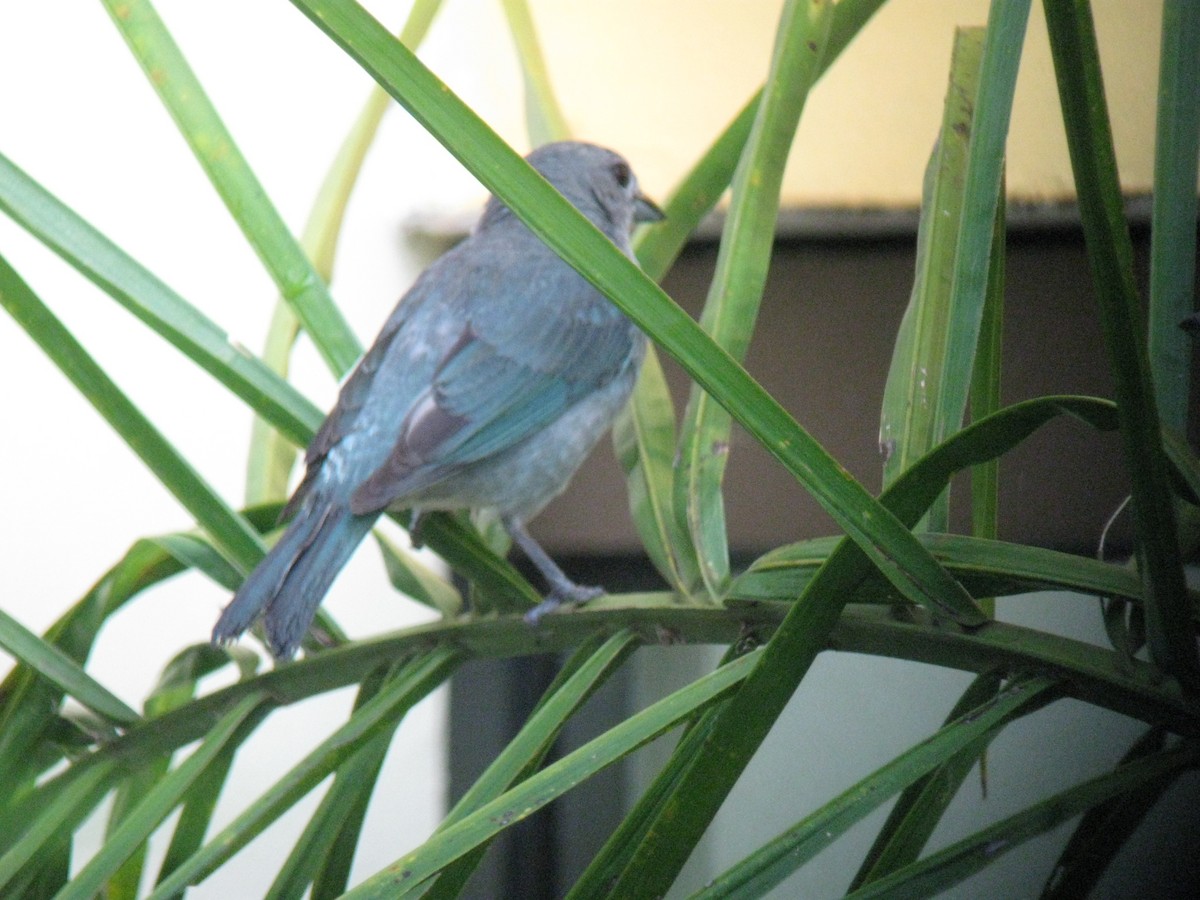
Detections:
[524, 582, 604, 625]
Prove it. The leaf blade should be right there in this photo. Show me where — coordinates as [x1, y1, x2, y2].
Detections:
[0, 607, 139, 727]
[54, 693, 268, 900]
[694, 675, 1058, 898]
[99, 0, 361, 375]
[1148, 0, 1200, 434]
[844, 742, 1199, 899]
[342, 649, 760, 898]
[0, 253, 265, 574]
[145, 649, 457, 899]
[1043, 0, 1199, 688]
[0, 150, 323, 449]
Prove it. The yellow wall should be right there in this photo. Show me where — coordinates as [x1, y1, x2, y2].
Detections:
[531, 1, 1163, 207]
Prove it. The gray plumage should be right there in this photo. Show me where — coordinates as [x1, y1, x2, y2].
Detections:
[213, 141, 663, 658]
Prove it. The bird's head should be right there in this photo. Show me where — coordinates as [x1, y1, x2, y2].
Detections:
[479, 141, 663, 241]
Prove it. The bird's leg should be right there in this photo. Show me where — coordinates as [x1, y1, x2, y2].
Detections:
[503, 517, 603, 623]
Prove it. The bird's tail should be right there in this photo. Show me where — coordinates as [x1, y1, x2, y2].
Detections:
[212, 497, 376, 658]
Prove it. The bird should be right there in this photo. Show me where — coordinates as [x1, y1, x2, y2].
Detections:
[213, 141, 664, 659]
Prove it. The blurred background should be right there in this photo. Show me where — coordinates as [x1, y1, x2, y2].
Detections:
[1, 1, 1195, 897]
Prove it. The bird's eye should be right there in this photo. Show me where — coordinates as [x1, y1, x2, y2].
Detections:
[611, 161, 632, 189]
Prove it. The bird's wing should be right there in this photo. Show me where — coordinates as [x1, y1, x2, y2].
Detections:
[349, 250, 634, 515]
[278, 256, 446, 521]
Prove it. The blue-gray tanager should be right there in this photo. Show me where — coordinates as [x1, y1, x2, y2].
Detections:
[213, 141, 663, 658]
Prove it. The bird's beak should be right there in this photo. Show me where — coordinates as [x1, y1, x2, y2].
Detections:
[634, 191, 666, 224]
